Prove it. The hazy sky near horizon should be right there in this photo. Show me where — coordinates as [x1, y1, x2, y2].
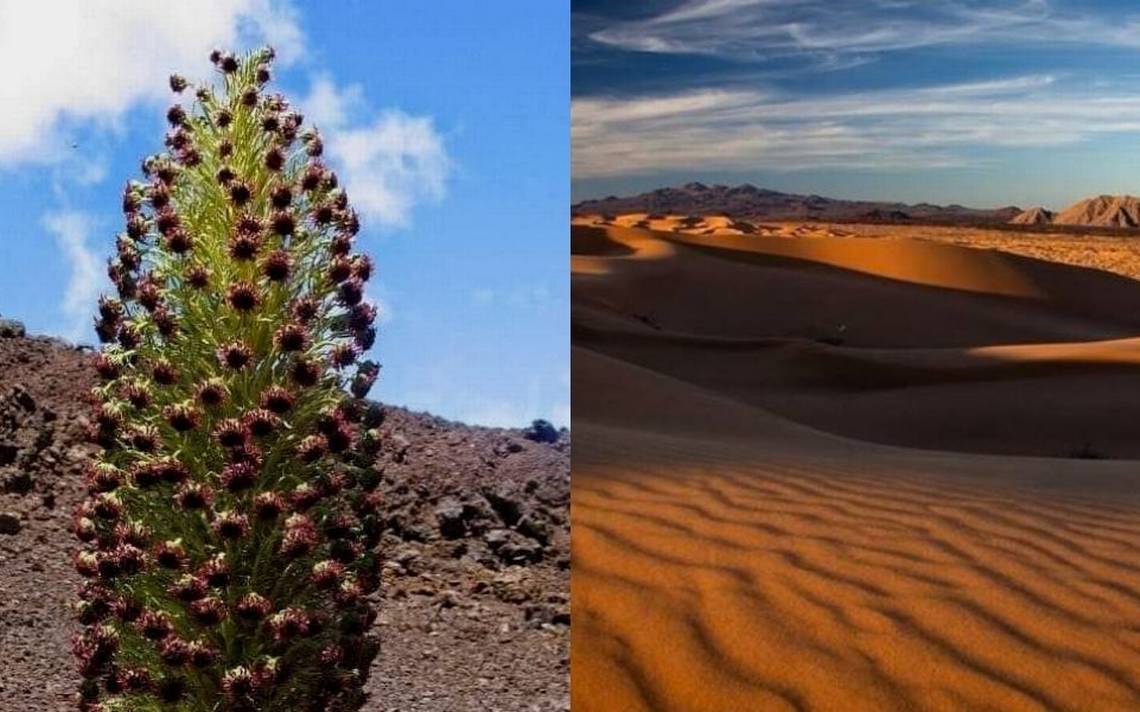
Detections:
[572, 0, 1140, 209]
[0, 1, 568, 428]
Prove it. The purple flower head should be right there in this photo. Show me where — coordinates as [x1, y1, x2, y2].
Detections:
[211, 510, 250, 540]
[262, 248, 293, 281]
[217, 341, 253, 370]
[259, 385, 295, 414]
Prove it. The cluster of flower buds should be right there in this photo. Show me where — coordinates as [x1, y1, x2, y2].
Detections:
[75, 47, 382, 711]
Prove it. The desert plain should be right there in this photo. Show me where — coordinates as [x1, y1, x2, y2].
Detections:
[572, 213, 1140, 711]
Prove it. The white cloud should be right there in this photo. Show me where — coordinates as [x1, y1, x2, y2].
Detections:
[241, 0, 305, 63]
[74, 158, 110, 187]
[470, 284, 557, 310]
[42, 211, 102, 342]
[572, 76, 1140, 177]
[302, 78, 450, 228]
[331, 113, 449, 227]
[0, 0, 303, 164]
[303, 74, 365, 129]
[586, 0, 1140, 64]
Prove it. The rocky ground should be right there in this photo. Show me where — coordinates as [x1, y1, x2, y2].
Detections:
[0, 326, 569, 711]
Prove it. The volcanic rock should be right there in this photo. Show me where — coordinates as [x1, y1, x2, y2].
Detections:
[0, 330, 570, 711]
[0, 511, 20, 534]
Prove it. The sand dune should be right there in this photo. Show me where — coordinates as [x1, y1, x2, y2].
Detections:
[579, 214, 1140, 282]
[575, 213, 849, 239]
[573, 222, 1140, 455]
[573, 223, 1140, 347]
[573, 220, 1140, 710]
[571, 224, 677, 277]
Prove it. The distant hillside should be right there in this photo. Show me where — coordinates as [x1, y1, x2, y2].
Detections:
[1054, 195, 1140, 228]
[1009, 206, 1055, 225]
[1005, 195, 1140, 228]
[572, 183, 1022, 224]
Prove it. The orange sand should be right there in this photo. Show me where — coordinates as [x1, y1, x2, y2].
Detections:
[572, 219, 1140, 710]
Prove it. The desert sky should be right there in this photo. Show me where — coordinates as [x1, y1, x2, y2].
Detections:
[573, 0, 1140, 209]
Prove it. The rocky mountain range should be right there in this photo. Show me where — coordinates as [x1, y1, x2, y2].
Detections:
[572, 183, 1023, 224]
[575, 183, 1140, 233]
[1020, 195, 1140, 228]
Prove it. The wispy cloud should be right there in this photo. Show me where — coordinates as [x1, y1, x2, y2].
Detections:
[41, 211, 101, 342]
[0, 0, 303, 165]
[572, 75, 1140, 177]
[302, 76, 450, 228]
[586, 0, 1140, 66]
[302, 74, 365, 128]
[471, 284, 556, 311]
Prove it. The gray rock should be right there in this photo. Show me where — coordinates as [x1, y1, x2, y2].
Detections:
[391, 544, 423, 574]
[493, 438, 524, 457]
[10, 386, 34, 411]
[0, 512, 21, 535]
[500, 537, 542, 565]
[484, 528, 512, 550]
[484, 483, 525, 526]
[2, 470, 32, 494]
[0, 443, 17, 466]
[435, 497, 466, 539]
[389, 433, 411, 463]
[388, 507, 433, 542]
[461, 498, 497, 532]
[484, 528, 542, 564]
[524, 603, 570, 628]
[516, 513, 551, 545]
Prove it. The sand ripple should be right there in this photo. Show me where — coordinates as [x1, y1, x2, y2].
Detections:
[573, 426, 1140, 711]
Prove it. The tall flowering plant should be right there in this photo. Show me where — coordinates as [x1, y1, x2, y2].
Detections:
[73, 47, 384, 711]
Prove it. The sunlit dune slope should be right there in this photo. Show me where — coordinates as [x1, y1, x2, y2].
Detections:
[576, 212, 1140, 282]
[582, 329, 1140, 457]
[573, 223, 1140, 340]
[573, 222, 1140, 456]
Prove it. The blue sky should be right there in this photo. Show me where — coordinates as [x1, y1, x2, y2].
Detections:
[0, 1, 568, 428]
[572, 0, 1140, 210]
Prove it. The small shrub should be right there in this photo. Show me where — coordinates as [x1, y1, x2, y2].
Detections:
[74, 47, 384, 711]
[522, 419, 560, 444]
